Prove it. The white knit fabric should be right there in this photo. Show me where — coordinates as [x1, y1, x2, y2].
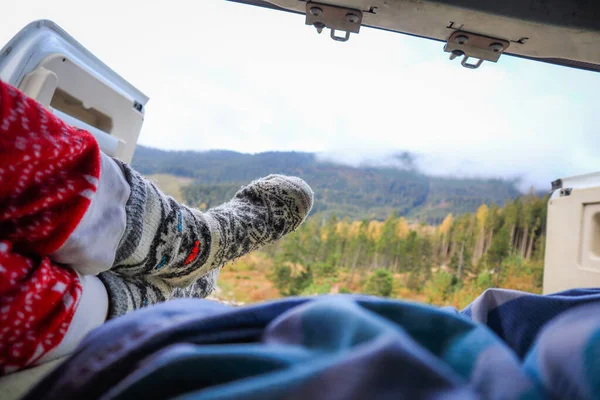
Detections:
[51, 152, 130, 275]
[37, 273, 108, 364]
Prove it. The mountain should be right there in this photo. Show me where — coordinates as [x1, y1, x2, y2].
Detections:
[131, 146, 521, 223]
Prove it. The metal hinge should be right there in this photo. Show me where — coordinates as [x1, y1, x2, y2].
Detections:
[305, 2, 362, 42]
[444, 31, 510, 69]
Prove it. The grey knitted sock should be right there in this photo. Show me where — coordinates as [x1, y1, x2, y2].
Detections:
[99, 162, 313, 318]
[99, 268, 220, 317]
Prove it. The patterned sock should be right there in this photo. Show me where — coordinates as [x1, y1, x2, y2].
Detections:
[98, 269, 220, 318]
[99, 162, 313, 318]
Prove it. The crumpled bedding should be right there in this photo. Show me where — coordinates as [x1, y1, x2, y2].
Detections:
[23, 288, 600, 400]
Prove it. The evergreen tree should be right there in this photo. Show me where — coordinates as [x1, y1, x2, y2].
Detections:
[364, 269, 394, 297]
[487, 227, 510, 269]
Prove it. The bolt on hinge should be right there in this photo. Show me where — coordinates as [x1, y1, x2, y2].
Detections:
[559, 188, 573, 197]
[444, 31, 510, 69]
[305, 2, 363, 42]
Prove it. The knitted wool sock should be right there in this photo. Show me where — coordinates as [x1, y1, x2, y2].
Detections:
[99, 162, 313, 318]
[98, 269, 220, 318]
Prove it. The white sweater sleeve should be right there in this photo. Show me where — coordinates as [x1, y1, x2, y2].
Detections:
[50, 152, 130, 275]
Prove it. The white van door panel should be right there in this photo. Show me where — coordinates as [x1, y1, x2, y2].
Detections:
[544, 172, 600, 294]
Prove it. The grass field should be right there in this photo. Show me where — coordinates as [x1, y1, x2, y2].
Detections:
[211, 253, 431, 306]
[146, 174, 194, 202]
[213, 253, 542, 309]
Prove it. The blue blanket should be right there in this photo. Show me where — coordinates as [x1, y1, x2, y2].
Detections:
[25, 289, 600, 399]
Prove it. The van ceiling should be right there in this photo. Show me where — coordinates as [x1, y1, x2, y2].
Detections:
[229, 0, 600, 72]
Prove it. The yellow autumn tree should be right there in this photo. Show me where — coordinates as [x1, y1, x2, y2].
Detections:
[396, 217, 409, 239]
[368, 220, 383, 241]
[347, 221, 362, 238]
[473, 205, 489, 264]
[438, 213, 454, 260]
[440, 214, 454, 235]
[336, 220, 350, 238]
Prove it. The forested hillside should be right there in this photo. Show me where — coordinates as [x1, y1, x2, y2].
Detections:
[132, 146, 522, 222]
[138, 146, 548, 308]
[257, 192, 547, 307]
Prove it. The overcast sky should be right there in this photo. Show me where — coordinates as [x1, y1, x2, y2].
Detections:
[2, 0, 599, 190]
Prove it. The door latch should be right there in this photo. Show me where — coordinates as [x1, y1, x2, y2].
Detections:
[444, 31, 510, 69]
[305, 2, 363, 42]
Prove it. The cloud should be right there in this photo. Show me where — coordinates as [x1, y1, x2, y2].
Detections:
[291, 57, 598, 191]
[316, 149, 533, 190]
[1, 0, 598, 190]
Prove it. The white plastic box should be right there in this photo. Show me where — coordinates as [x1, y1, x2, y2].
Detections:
[0, 20, 148, 163]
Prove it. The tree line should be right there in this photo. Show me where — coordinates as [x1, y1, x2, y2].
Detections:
[264, 191, 547, 302]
